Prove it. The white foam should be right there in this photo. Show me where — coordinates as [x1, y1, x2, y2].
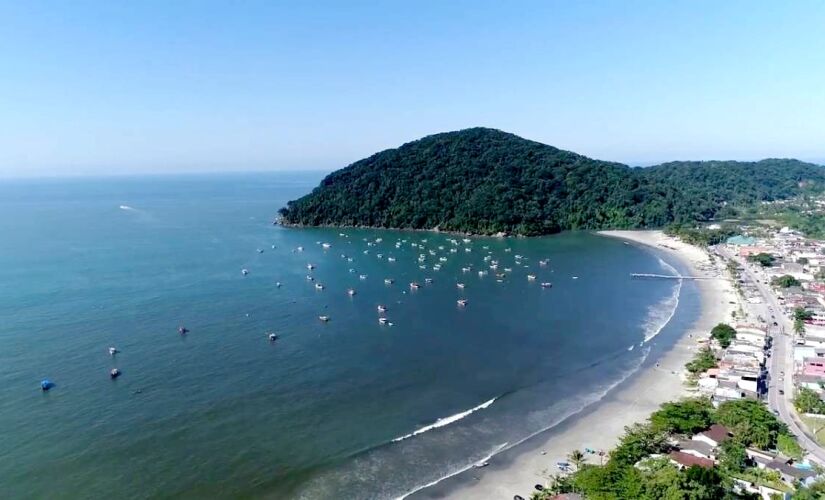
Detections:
[642, 257, 682, 343]
[391, 397, 497, 443]
[396, 348, 652, 498]
[119, 205, 135, 211]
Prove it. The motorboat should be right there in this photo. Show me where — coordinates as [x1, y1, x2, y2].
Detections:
[306, 264, 315, 270]
[424, 278, 433, 284]
[457, 299, 468, 307]
[527, 274, 536, 281]
[268, 332, 278, 341]
[109, 347, 118, 356]
[315, 283, 325, 290]
[178, 326, 189, 334]
[347, 288, 356, 296]
[409, 282, 421, 289]
[541, 282, 552, 288]
[384, 278, 394, 285]
[110, 368, 121, 379]
[377, 305, 388, 313]
[318, 315, 330, 322]
[359, 274, 368, 280]
[456, 283, 465, 289]
[241, 269, 249, 276]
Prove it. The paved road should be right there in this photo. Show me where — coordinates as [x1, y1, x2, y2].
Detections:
[717, 246, 825, 463]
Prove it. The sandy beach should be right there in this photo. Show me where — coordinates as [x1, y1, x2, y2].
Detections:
[411, 230, 737, 500]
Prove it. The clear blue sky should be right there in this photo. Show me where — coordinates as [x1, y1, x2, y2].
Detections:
[1, 1, 824, 177]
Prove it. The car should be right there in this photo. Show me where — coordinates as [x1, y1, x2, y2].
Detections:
[773, 321, 778, 326]
[779, 389, 785, 395]
[773, 409, 780, 416]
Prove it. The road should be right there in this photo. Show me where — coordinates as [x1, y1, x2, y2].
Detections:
[717, 246, 825, 463]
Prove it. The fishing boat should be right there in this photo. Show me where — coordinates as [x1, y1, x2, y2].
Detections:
[456, 283, 465, 289]
[318, 315, 330, 322]
[315, 283, 325, 290]
[241, 269, 249, 276]
[359, 274, 368, 280]
[268, 332, 278, 341]
[424, 278, 433, 284]
[409, 282, 421, 289]
[377, 305, 388, 313]
[110, 368, 121, 379]
[109, 347, 118, 356]
[541, 282, 552, 288]
[178, 326, 189, 334]
[379, 317, 389, 325]
[322, 242, 331, 249]
[347, 288, 356, 296]
[527, 274, 536, 281]
[457, 299, 468, 307]
[384, 278, 394, 285]
[306, 264, 315, 270]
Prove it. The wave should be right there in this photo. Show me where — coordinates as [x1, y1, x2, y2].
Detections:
[642, 257, 682, 343]
[396, 442, 508, 500]
[396, 347, 652, 498]
[391, 397, 497, 443]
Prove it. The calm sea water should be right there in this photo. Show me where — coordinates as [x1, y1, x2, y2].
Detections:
[0, 172, 686, 499]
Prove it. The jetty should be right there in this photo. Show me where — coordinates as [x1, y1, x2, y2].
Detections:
[630, 273, 716, 280]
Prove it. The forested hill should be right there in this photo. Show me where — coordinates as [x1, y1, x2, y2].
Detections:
[278, 128, 825, 236]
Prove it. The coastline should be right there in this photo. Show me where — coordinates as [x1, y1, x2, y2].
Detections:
[409, 230, 737, 500]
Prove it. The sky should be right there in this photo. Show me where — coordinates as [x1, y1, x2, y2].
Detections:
[1, 1, 824, 178]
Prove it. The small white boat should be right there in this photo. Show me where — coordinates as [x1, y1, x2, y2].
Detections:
[439, 257, 448, 262]
[457, 299, 468, 307]
[377, 254, 383, 259]
[527, 274, 536, 281]
[306, 264, 315, 270]
[424, 278, 433, 284]
[433, 264, 441, 271]
[322, 243, 331, 249]
[456, 283, 465, 289]
[463, 238, 471, 243]
[110, 368, 121, 379]
[388, 257, 396, 262]
[268, 332, 278, 342]
[377, 305, 388, 313]
[539, 259, 549, 266]
[257, 249, 264, 254]
[462, 267, 471, 273]
[347, 288, 356, 296]
[296, 246, 304, 252]
[465, 248, 472, 252]
[409, 282, 421, 289]
[504, 267, 513, 272]
[384, 278, 394, 285]
[275, 282, 282, 288]
[306, 275, 315, 281]
[108, 347, 118, 356]
[318, 315, 330, 322]
[315, 283, 325, 290]
[541, 282, 552, 288]
[241, 269, 249, 276]
[359, 274, 368, 280]
[419, 265, 427, 270]
[478, 270, 488, 277]
[572, 276, 579, 280]
[379, 317, 389, 325]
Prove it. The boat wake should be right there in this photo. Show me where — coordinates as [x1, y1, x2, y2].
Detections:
[391, 397, 497, 443]
[642, 257, 682, 343]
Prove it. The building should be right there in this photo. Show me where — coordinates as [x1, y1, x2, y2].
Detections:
[692, 424, 732, 448]
[669, 451, 715, 469]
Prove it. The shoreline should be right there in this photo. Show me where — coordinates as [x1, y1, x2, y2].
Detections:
[408, 230, 736, 500]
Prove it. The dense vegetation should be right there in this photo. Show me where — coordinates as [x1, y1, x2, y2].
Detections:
[794, 387, 825, 415]
[664, 224, 737, 247]
[747, 252, 775, 267]
[686, 346, 718, 375]
[279, 128, 825, 236]
[711, 323, 737, 349]
[773, 275, 802, 288]
[534, 398, 803, 500]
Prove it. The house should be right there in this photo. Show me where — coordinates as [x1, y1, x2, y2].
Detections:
[765, 458, 817, 485]
[678, 440, 715, 460]
[669, 451, 715, 469]
[692, 424, 732, 448]
[745, 448, 777, 469]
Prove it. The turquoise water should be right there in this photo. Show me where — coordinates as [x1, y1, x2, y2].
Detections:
[0, 173, 683, 499]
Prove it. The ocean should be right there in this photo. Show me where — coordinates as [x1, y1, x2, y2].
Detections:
[0, 172, 693, 499]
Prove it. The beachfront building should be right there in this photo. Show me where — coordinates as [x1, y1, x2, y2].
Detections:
[668, 451, 714, 470]
[692, 424, 732, 448]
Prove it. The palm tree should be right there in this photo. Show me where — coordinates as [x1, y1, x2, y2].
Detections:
[568, 449, 586, 471]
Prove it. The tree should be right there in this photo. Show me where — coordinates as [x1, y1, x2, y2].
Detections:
[610, 422, 669, 467]
[686, 347, 718, 375]
[715, 400, 788, 449]
[718, 440, 747, 473]
[794, 307, 814, 321]
[568, 449, 586, 471]
[651, 398, 714, 434]
[747, 253, 775, 267]
[711, 323, 737, 348]
[771, 275, 801, 288]
[793, 387, 825, 414]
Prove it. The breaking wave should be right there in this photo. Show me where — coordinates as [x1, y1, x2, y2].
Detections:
[391, 397, 497, 443]
[642, 257, 682, 343]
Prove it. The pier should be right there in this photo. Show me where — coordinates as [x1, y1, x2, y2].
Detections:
[630, 273, 715, 280]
